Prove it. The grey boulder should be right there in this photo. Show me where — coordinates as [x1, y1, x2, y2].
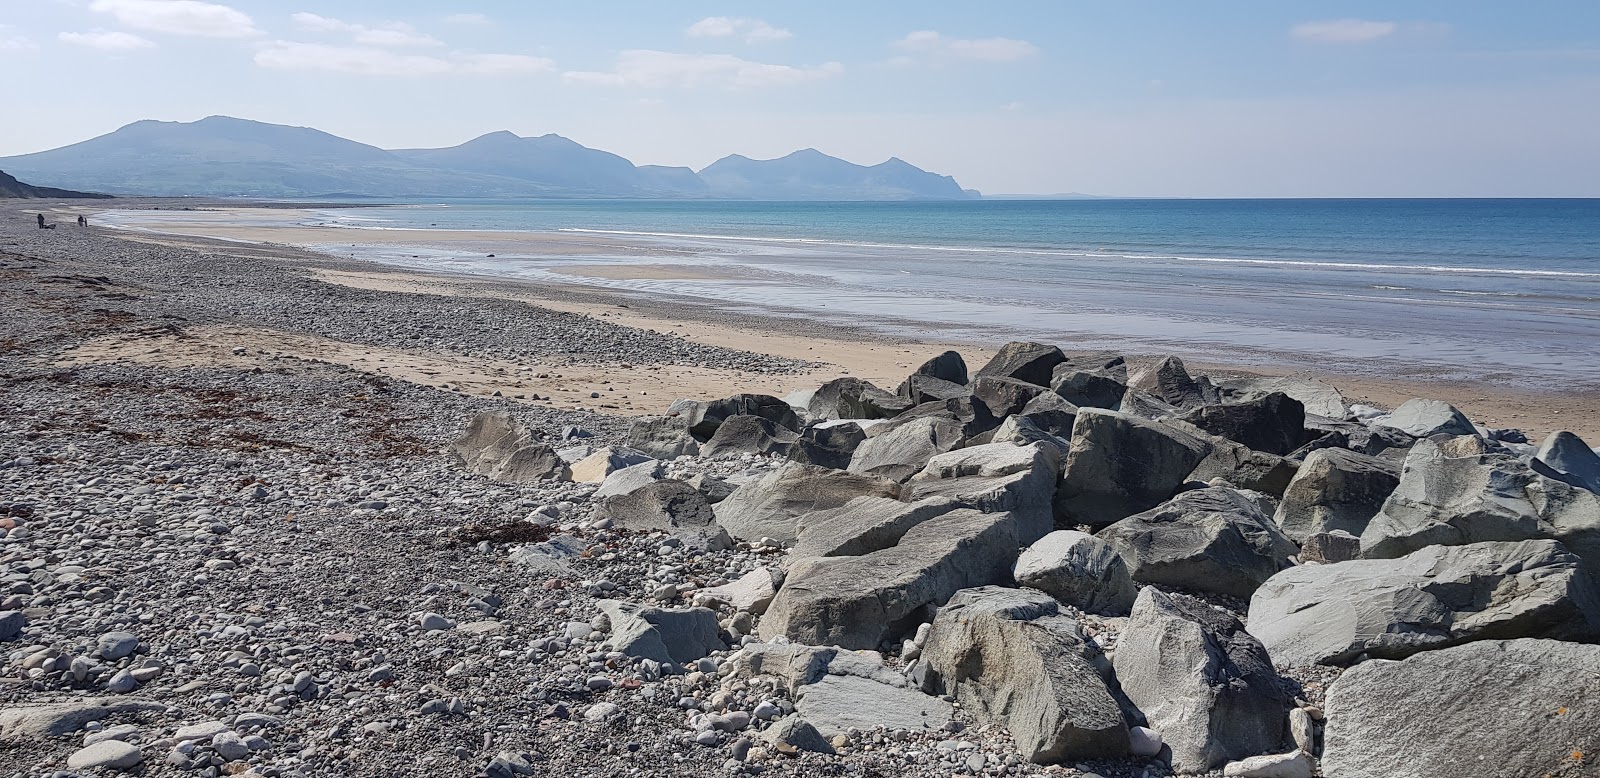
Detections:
[1013, 530, 1137, 615]
[974, 341, 1067, 387]
[451, 411, 568, 482]
[1246, 539, 1600, 667]
[971, 375, 1048, 418]
[597, 600, 726, 664]
[1273, 447, 1400, 544]
[66, 740, 142, 771]
[847, 416, 966, 482]
[907, 442, 1061, 545]
[1128, 355, 1217, 409]
[1178, 392, 1306, 456]
[1535, 430, 1600, 493]
[1051, 368, 1126, 410]
[788, 422, 867, 470]
[808, 377, 914, 421]
[679, 393, 801, 439]
[1055, 409, 1211, 527]
[919, 587, 1130, 762]
[623, 415, 701, 459]
[700, 414, 799, 459]
[898, 374, 972, 405]
[713, 462, 900, 545]
[594, 479, 717, 533]
[1371, 398, 1475, 438]
[903, 349, 969, 386]
[1112, 588, 1290, 774]
[1099, 487, 1298, 599]
[1322, 639, 1600, 778]
[793, 496, 961, 559]
[1217, 376, 1346, 420]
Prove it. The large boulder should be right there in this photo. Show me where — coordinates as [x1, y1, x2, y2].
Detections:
[897, 374, 972, 405]
[597, 600, 726, 664]
[847, 416, 966, 482]
[808, 377, 914, 421]
[971, 376, 1048, 418]
[1179, 392, 1306, 456]
[732, 643, 954, 736]
[1013, 530, 1137, 615]
[713, 463, 900, 545]
[982, 415, 1071, 461]
[760, 508, 1023, 650]
[1321, 639, 1600, 778]
[974, 341, 1067, 387]
[1359, 438, 1600, 564]
[1217, 376, 1346, 420]
[594, 479, 717, 532]
[1016, 391, 1079, 439]
[1536, 430, 1600, 494]
[919, 587, 1130, 762]
[1051, 368, 1126, 410]
[910, 349, 970, 385]
[1113, 588, 1291, 774]
[680, 393, 802, 439]
[701, 415, 800, 459]
[624, 415, 701, 459]
[788, 422, 867, 470]
[1246, 539, 1600, 667]
[1128, 355, 1217, 409]
[0, 699, 164, 740]
[1273, 448, 1400, 544]
[1055, 409, 1211, 528]
[1371, 398, 1475, 438]
[1166, 419, 1299, 497]
[569, 447, 654, 483]
[1099, 487, 1298, 599]
[892, 395, 1000, 438]
[793, 496, 962, 559]
[907, 442, 1061, 544]
[452, 411, 568, 482]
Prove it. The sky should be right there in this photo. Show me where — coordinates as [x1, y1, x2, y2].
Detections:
[2, 1, 1599, 197]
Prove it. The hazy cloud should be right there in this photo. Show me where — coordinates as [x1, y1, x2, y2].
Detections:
[1291, 19, 1399, 44]
[89, 0, 261, 38]
[59, 29, 157, 51]
[444, 13, 491, 26]
[0, 25, 39, 52]
[290, 13, 441, 47]
[686, 17, 792, 44]
[255, 41, 552, 76]
[565, 50, 840, 89]
[893, 30, 1038, 62]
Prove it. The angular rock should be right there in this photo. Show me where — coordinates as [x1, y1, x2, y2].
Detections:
[920, 587, 1129, 762]
[1246, 539, 1600, 667]
[594, 479, 716, 532]
[891, 395, 1000, 439]
[1371, 398, 1475, 438]
[984, 414, 1070, 460]
[1112, 588, 1290, 774]
[1218, 376, 1347, 420]
[687, 473, 734, 504]
[762, 717, 835, 754]
[1168, 419, 1299, 497]
[452, 411, 568, 482]
[897, 374, 971, 405]
[1273, 448, 1399, 544]
[1180, 392, 1306, 456]
[761, 508, 1023, 649]
[713, 463, 901, 545]
[1222, 751, 1315, 778]
[1118, 387, 1183, 420]
[906, 350, 969, 386]
[701, 415, 800, 459]
[731, 642, 911, 692]
[681, 393, 802, 439]
[788, 422, 867, 470]
[1051, 369, 1126, 410]
[1013, 530, 1137, 615]
[568, 447, 654, 483]
[693, 567, 780, 614]
[974, 341, 1067, 387]
[1299, 529, 1360, 563]
[1017, 391, 1079, 438]
[0, 611, 22, 641]
[847, 416, 966, 482]
[1535, 430, 1600, 494]
[1360, 438, 1600, 563]
[971, 376, 1047, 418]
[808, 377, 914, 421]
[793, 496, 961, 559]
[624, 415, 701, 459]
[592, 459, 665, 499]
[908, 442, 1061, 544]
[1055, 409, 1211, 527]
[597, 600, 727, 664]
[1099, 487, 1298, 599]
[1129, 355, 1217, 409]
[66, 740, 142, 771]
[796, 674, 954, 737]
[0, 699, 164, 740]
[1321, 639, 1600, 778]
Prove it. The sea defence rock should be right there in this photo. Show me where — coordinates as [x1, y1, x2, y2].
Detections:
[793, 496, 961, 559]
[788, 421, 868, 470]
[1246, 539, 1600, 667]
[1051, 368, 1125, 410]
[1055, 409, 1211, 527]
[905, 349, 970, 386]
[1178, 392, 1306, 456]
[700, 414, 800, 458]
[846, 416, 966, 482]
[1128, 355, 1217, 409]
[1099, 487, 1298, 599]
[593, 460, 665, 499]
[1166, 419, 1298, 497]
[906, 442, 1060, 544]
[971, 376, 1048, 418]
[1015, 391, 1078, 440]
[451, 411, 568, 482]
[594, 478, 717, 533]
[732, 643, 954, 737]
[1321, 639, 1600, 778]
[1273, 448, 1400, 544]
[1359, 438, 1600, 564]
[760, 509, 1023, 650]
[624, 415, 701, 459]
[919, 587, 1130, 762]
[1535, 430, 1600, 494]
[1371, 398, 1475, 438]
[892, 395, 1000, 439]
[0, 699, 165, 741]
[569, 447, 654, 483]
[1013, 530, 1138, 615]
[597, 600, 726, 664]
[677, 393, 802, 439]
[692, 567, 780, 614]
[1113, 588, 1290, 774]
[973, 341, 1067, 387]
[897, 374, 971, 405]
[808, 377, 914, 421]
[713, 462, 900, 545]
[1218, 376, 1347, 420]
[985, 414, 1071, 460]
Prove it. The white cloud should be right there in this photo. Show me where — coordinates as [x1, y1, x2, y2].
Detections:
[0, 25, 39, 52]
[254, 40, 552, 76]
[290, 12, 441, 47]
[445, 13, 491, 26]
[893, 30, 1038, 62]
[564, 50, 840, 89]
[89, 0, 260, 38]
[1291, 19, 1399, 44]
[686, 17, 792, 44]
[59, 30, 157, 51]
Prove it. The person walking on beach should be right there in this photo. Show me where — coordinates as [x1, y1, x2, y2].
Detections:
[77, 215, 87, 227]
[36, 213, 44, 229]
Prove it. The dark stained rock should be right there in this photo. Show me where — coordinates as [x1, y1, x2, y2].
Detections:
[1179, 391, 1306, 456]
[974, 341, 1067, 387]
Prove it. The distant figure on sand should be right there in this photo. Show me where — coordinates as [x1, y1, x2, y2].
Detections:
[36, 214, 44, 228]
[78, 215, 87, 227]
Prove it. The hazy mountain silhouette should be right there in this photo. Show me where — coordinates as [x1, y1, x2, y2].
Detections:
[0, 169, 111, 199]
[0, 116, 975, 200]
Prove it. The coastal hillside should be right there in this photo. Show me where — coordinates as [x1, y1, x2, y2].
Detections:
[699, 149, 975, 200]
[0, 169, 111, 199]
[0, 117, 972, 200]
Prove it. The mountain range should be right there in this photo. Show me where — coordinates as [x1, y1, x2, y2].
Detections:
[0, 116, 976, 201]
[0, 169, 110, 199]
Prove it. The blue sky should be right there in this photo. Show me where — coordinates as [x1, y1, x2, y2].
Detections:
[2, 1, 1599, 196]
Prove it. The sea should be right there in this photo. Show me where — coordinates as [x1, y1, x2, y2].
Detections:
[126, 198, 1600, 386]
